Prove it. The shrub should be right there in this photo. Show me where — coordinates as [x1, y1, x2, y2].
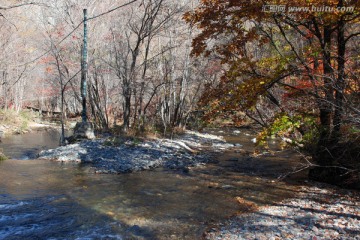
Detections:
[256, 113, 318, 149]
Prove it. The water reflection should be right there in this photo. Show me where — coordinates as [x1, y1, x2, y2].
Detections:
[0, 158, 298, 239]
[0, 129, 67, 160]
[0, 128, 303, 239]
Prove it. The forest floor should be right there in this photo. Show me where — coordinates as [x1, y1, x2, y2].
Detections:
[36, 128, 360, 239]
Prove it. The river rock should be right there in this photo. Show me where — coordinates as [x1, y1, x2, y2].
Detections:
[204, 185, 360, 240]
[38, 130, 237, 173]
[73, 122, 95, 139]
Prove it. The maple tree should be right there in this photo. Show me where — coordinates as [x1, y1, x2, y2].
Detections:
[185, 0, 360, 181]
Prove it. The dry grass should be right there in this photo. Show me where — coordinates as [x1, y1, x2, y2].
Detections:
[0, 109, 38, 134]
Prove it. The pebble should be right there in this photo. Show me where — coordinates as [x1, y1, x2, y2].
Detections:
[204, 185, 360, 240]
[38, 130, 235, 173]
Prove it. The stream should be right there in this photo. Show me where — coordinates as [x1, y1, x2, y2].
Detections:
[0, 128, 301, 239]
[0, 129, 66, 160]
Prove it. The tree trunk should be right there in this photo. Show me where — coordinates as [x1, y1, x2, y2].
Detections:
[319, 25, 334, 142]
[332, 13, 346, 141]
[122, 84, 131, 132]
[317, 26, 334, 159]
[316, 24, 335, 165]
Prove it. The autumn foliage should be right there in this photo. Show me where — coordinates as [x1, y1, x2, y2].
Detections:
[185, 0, 360, 184]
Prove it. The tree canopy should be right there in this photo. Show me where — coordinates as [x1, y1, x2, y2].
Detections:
[185, 0, 360, 181]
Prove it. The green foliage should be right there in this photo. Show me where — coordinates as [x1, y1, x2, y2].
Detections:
[103, 135, 143, 147]
[0, 149, 8, 161]
[348, 126, 360, 134]
[19, 110, 33, 121]
[20, 120, 29, 132]
[256, 113, 318, 149]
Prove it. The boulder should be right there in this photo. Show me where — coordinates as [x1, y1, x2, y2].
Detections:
[73, 122, 95, 140]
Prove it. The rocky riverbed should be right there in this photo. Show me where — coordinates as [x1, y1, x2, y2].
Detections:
[37, 129, 360, 239]
[38, 130, 236, 173]
[205, 183, 360, 240]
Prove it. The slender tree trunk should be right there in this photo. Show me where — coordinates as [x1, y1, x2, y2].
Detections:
[60, 87, 66, 145]
[122, 83, 131, 131]
[138, 35, 152, 130]
[54, 50, 66, 145]
[332, 14, 346, 141]
[314, 25, 336, 166]
[318, 25, 334, 149]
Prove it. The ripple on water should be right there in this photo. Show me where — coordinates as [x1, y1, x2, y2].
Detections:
[0, 196, 124, 240]
[0, 201, 28, 210]
[0, 129, 303, 239]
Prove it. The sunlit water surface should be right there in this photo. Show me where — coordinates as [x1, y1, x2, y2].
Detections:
[0, 129, 300, 239]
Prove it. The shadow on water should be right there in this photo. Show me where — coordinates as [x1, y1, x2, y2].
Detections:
[0, 160, 156, 239]
[0, 194, 155, 240]
[207, 127, 309, 181]
[0, 128, 309, 239]
[0, 157, 301, 239]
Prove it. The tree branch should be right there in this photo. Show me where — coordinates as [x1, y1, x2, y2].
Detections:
[345, 32, 360, 43]
[0, 2, 45, 10]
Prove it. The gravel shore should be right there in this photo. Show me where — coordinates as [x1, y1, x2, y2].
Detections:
[38, 129, 360, 239]
[205, 183, 360, 240]
[38, 131, 236, 173]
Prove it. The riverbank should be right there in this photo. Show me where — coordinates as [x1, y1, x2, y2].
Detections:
[205, 182, 360, 240]
[9, 127, 360, 239]
[0, 109, 60, 137]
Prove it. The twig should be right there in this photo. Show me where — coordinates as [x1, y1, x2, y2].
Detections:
[277, 150, 357, 180]
[0, 2, 44, 10]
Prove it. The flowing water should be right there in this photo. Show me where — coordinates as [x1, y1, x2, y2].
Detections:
[0, 128, 302, 239]
[0, 129, 66, 160]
